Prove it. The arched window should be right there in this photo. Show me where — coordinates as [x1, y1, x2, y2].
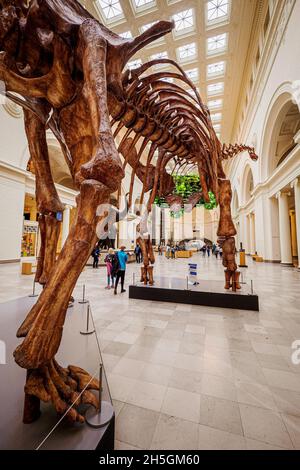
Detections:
[261, 86, 300, 179]
[232, 190, 239, 217]
[274, 103, 300, 169]
[243, 166, 254, 205]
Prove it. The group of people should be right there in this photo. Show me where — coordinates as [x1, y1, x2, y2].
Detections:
[165, 244, 179, 259]
[212, 243, 223, 258]
[104, 247, 128, 294]
[200, 243, 223, 259]
[91, 245, 128, 295]
[201, 244, 211, 257]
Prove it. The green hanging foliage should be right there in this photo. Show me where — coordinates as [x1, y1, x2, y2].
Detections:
[154, 174, 217, 217]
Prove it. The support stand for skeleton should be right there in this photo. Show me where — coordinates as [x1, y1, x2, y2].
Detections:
[85, 364, 114, 428]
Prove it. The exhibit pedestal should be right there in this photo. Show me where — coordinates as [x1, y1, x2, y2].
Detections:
[0, 297, 114, 450]
[129, 277, 259, 311]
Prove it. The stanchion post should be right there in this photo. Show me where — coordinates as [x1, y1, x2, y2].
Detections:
[251, 280, 254, 295]
[80, 303, 95, 335]
[98, 364, 103, 414]
[29, 279, 38, 298]
[78, 284, 88, 304]
[85, 362, 114, 428]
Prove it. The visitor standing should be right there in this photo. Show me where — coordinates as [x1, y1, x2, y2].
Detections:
[134, 243, 141, 263]
[206, 245, 211, 257]
[91, 246, 100, 268]
[114, 246, 128, 295]
[166, 244, 171, 259]
[202, 245, 206, 257]
[104, 248, 117, 289]
[171, 245, 176, 259]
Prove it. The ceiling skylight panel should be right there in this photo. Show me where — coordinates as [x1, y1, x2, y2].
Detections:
[172, 9, 195, 36]
[96, 0, 124, 22]
[206, 0, 230, 24]
[207, 61, 226, 78]
[131, 0, 157, 14]
[185, 68, 198, 82]
[207, 82, 224, 95]
[208, 98, 223, 109]
[207, 33, 228, 55]
[177, 42, 197, 61]
[133, 0, 156, 7]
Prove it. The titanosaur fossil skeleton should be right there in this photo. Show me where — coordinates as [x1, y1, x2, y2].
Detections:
[0, 0, 257, 423]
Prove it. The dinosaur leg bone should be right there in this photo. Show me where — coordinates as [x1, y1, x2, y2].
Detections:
[216, 179, 239, 291]
[14, 180, 110, 367]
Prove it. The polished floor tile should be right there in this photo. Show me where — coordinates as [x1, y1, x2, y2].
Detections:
[198, 425, 246, 450]
[161, 387, 201, 423]
[239, 404, 293, 449]
[150, 414, 199, 450]
[199, 395, 243, 436]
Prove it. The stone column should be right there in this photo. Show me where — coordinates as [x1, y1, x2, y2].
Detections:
[61, 205, 71, 247]
[249, 212, 256, 254]
[291, 178, 300, 269]
[276, 191, 293, 265]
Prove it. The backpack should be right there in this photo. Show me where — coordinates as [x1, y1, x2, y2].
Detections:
[111, 254, 120, 276]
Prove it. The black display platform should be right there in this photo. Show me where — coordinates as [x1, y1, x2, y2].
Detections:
[129, 277, 259, 311]
[0, 296, 114, 450]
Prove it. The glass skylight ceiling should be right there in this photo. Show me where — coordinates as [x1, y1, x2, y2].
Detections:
[207, 33, 228, 55]
[207, 82, 224, 96]
[185, 68, 198, 82]
[172, 9, 195, 36]
[133, 0, 156, 8]
[206, 0, 230, 25]
[208, 98, 223, 109]
[96, 0, 124, 22]
[177, 42, 197, 62]
[207, 61, 226, 78]
[94, 0, 237, 139]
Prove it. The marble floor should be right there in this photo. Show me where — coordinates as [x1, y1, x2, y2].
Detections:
[0, 254, 300, 450]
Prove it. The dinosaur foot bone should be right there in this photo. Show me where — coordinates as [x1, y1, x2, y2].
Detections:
[23, 359, 100, 424]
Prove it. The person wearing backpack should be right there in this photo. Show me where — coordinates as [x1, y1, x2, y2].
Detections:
[91, 245, 100, 268]
[104, 248, 117, 289]
[114, 246, 128, 295]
